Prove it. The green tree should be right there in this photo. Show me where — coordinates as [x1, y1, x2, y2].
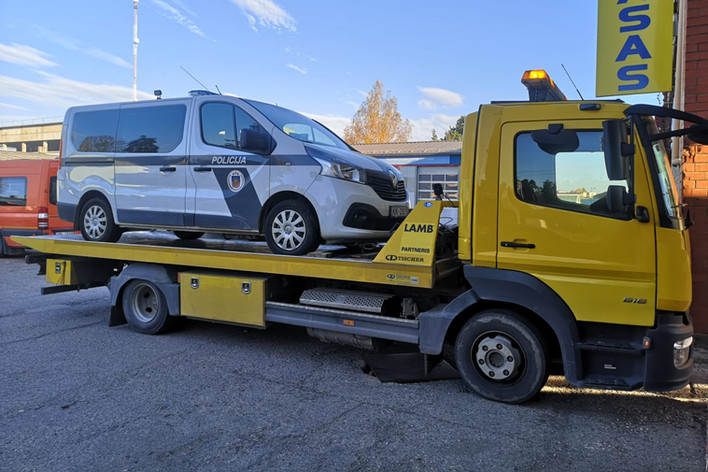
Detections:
[344, 80, 412, 144]
[442, 116, 465, 141]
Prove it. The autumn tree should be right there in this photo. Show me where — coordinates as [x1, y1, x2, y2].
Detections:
[344, 80, 412, 144]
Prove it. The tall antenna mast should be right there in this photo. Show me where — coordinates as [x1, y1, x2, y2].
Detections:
[132, 0, 139, 101]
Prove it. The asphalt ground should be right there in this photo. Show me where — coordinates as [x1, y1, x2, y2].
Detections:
[1, 254, 706, 471]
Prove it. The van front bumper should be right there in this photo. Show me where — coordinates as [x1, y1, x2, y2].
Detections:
[342, 203, 407, 231]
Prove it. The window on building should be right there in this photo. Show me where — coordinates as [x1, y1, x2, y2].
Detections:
[417, 167, 459, 201]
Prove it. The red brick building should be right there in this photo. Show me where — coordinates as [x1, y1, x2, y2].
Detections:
[682, 0, 708, 332]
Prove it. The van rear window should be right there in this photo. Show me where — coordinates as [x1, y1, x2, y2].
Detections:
[0, 177, 28, 206]
[116, 105, 186, 153]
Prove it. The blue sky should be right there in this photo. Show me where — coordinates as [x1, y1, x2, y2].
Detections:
[0, 1, 662, 141]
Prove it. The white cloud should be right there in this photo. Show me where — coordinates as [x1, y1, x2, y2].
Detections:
[229, 0, 296, 32]
[0, 72, 153, 111]
[0, 43, 56, 68]
[410, 113, 460, 142]
[152, 0, 207, 38]
[417, 87, 463, 111]
[31, 26, 132, 69]
[286, 63, 307, 75]
[0, 102, 31, 112]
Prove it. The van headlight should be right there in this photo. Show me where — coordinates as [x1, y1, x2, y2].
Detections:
[673, 336, 693, 368]
[306, 146, 367, 184]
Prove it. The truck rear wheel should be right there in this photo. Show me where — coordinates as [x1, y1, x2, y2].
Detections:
[79, 197, 121, 242]
[264, 200, 320, 255]
[122, 279, 173, 334]
[455, 309, 548, 404]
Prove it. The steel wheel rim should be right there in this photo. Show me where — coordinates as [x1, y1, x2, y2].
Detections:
[83, 205, 107, 240]
[271, 209, 306, 251]
[130, 283, 160, 324]
[472, 333, 523, 382]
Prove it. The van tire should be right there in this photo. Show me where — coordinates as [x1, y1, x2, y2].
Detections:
[79, 197, 121, 242]
[174, 231, 204, 240]
[264, 200, 320, 255]
[122, 279, 173, 334]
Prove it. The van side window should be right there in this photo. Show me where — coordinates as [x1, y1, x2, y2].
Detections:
[0, 177, 28, 206]
[201, 103, 269, 152]
[515, 130, 630, 219]
[71, 110, 119, 152]
[201, 103, 236, 149]
[116, 105, 186, 153]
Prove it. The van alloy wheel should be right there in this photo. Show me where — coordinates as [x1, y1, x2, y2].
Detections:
[79, 197, 121, 242]
[264, 200, 320, 255]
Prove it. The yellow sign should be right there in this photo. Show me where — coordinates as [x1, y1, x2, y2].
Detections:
[596, 0, 673, 97]
[374, 201, 441, 267]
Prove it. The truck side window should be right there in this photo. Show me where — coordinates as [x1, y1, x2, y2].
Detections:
[71, 109, 119, 152]
[116, 105, 186, 153]
[515, 130, 630, 219]
[201, 103, 268, 152]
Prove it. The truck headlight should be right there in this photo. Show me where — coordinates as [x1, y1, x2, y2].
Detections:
[673, 336, 693, 368]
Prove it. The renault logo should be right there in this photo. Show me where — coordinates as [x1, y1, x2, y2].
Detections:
[388, 170, 398, 188]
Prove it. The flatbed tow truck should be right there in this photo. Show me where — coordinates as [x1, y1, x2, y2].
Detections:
[14, 71, 703, 403]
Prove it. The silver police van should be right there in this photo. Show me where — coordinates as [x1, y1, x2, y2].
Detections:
[57, 91, 410, 255]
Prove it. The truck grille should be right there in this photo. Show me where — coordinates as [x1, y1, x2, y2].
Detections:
[366, 172, 407, 201]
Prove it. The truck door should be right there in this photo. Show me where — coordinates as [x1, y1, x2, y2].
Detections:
[114, 103, 189, 226]
[497, 121, 657, 326]
[187, 101, 271, 231]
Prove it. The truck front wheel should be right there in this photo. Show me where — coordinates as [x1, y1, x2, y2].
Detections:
[122, 279, 173, 334]
[455, 310, 548, 404]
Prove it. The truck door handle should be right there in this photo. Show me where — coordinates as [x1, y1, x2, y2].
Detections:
[159, 166, 176, 172]
[501, 241, 536, 249]
[194, 166, 212, 172]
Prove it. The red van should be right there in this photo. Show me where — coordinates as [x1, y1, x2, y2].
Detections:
[0, 159, 73, 256]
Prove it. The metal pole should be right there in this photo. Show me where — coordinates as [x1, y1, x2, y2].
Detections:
[133, 0, 139, 101]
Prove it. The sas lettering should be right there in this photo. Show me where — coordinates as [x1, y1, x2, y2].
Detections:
[212, 155, 247, 165]
[403, 224, 435, 233]
[615, 1, 651, 92]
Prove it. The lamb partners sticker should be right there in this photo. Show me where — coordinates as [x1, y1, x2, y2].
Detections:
[227, 170, 245, 193]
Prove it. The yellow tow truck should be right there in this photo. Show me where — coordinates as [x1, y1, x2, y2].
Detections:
[15, 71, 702, 403]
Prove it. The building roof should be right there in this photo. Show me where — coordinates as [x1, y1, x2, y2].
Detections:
[0, 151, 58, 161]
[353, 141, 462, 157]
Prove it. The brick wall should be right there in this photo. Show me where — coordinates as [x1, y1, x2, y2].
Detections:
[683, 0, 708, 333]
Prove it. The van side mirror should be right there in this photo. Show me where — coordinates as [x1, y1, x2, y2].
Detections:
[240, 128, 272, 154]
[602, 119, 633, 180]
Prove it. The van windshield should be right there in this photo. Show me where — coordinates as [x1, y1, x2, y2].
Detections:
[244, 99, 349, 150]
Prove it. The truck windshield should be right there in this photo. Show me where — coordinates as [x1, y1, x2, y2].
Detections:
[244, 99, 350, 150]
[640, 118, 682, 229]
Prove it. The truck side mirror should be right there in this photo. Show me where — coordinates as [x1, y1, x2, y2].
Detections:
[606, 185, 630, 214]
[240, 128, 272, 154]
[602, 119, 633, 180]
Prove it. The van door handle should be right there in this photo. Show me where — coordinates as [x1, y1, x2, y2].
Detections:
[194, 166, 212, 172]
[159, 166, 176, 172]
[501, 241, 536, 249]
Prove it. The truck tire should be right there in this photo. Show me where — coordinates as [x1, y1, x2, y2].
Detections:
[79, 197, 121, 242]
[122, 279, 174, 334]
[173, 231, 204, 240]
[454, 309, 548, 404]
[264, 200, 320, 255]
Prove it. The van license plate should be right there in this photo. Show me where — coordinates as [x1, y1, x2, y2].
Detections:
[389, 206, 409, 218]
